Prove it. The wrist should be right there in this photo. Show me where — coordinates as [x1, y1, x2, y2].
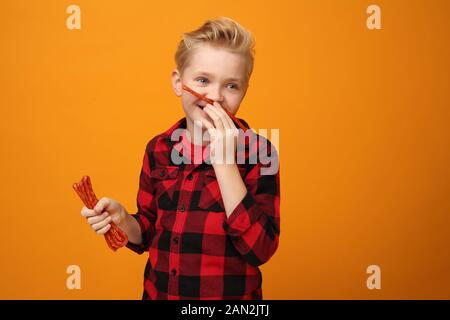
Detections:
[212, 163, 238, 175]
[117, 207, 129, 227]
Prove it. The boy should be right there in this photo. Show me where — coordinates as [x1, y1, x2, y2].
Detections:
[80, 17, 280, 300]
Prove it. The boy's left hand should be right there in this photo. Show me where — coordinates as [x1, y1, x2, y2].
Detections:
[203, 102, 239, 165]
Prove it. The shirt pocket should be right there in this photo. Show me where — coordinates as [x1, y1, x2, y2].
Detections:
[150, 166, 180, 207]
[198, 166, 247, 212]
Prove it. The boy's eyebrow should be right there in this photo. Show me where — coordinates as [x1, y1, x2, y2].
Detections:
[194, 71, 243, 83]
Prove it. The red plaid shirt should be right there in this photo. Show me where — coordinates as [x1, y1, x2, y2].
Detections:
[126, 117, 280, 300]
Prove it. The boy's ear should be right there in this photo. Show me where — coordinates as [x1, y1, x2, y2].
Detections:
[171, 69, 182, 97]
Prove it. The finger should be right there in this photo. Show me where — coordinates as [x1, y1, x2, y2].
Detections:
[93, 197, 110, 214]
[223, 111, 235, 132]
[194, 117, 214, 131]
[204, 105, 224, 131]
[204, 124, 216, 140]
[212, 104, 235, 138]
[96, 223, 111, 235]
[201, 119, 217, 143]
[215, 103, 241, 134]
[92, 216, 112, 231]
[221, 109, 239, 138]
[87, 211, 109, 225]
[213, 102, 235, 130]
[209, 104, 237, 146]
[81, 206, 97, 218]
[197, 117, 215, 131]
[202, 118, 215, 130]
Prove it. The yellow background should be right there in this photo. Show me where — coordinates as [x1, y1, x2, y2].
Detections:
[0, 0, 449, 299]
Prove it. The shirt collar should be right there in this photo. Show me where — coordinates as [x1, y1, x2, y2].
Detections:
[162, 118, 210, 165]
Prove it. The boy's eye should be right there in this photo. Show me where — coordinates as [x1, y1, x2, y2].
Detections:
[227, 83, 239, 90]
[196, 77, 209, 84]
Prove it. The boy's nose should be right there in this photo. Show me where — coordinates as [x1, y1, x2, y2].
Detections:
[207, 87, 224, 103]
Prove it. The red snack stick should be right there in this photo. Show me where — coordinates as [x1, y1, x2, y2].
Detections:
[105, 226, 121, 251]
[182, 84, 214, 105]
[73, 176, 128, 251]
[80, 178, 95, 208]
[80, 177, 128, 251]
[182, 84, 249, 132]
[107, 222, 123, 244]
[110, 224, 127, 247]
[73, 182, 90, 208]
[72, 183, 83, 201]
[82, 176, 96, 208]
[77, 178, 125, 251]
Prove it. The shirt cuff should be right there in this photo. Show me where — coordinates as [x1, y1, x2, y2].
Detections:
[223, 190, 263, 237]
[125, 214, 149, 254]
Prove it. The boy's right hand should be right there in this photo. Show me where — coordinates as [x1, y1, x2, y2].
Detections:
[80, 197, 126, 235]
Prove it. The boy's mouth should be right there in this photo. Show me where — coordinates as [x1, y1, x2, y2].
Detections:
[196, 105, 214, 126]
[183, 84, 248, 132]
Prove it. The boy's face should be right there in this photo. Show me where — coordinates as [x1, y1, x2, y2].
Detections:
[172, 44, 249, 130]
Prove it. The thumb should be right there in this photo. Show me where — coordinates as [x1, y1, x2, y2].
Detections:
[93, 197, 110, 214]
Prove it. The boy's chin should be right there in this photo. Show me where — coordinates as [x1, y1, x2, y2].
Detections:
[192, 118, 210, 131]
[188, 110, 213, 130]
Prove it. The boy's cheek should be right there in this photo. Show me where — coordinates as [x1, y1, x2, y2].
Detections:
[227, 102, 241, 115]
[181, 100, 196, 114]
[180, 96, 193, 110]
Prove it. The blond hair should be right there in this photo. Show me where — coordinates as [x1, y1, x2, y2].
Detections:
[175, 17, 255, 83]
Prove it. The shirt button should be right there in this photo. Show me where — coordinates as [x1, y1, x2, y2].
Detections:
[173, 237, 179, 244]
[170, 269, 177, 276]
[179, 205, 185, 212]
[187, 174, 193, 181]
[159, 171, 165, 177]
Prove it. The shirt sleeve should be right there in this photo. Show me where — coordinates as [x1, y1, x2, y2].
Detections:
[222, 137, 280, 266]
[126, 140, 158, 254]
